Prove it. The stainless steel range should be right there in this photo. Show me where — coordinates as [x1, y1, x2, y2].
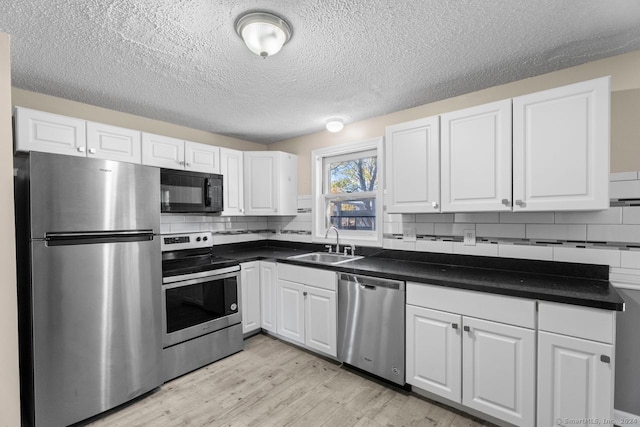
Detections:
[161, 231, 243, 382]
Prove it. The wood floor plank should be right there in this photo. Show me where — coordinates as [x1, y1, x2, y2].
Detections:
[86, 334, 493, 427]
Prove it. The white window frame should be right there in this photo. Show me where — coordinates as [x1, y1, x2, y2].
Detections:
[312, 137, 384, 248]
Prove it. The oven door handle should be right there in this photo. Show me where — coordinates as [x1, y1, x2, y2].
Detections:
[163, 270, 239, 288]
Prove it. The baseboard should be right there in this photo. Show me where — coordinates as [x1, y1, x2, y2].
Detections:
[614, 408, 640, 425]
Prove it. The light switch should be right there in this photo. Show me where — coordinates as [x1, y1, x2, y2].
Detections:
[464, 229, 476, 246]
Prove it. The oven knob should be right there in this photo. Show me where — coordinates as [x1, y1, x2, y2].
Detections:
[203, 236, 208, 241]
[230, 303, 237, 311]
[196, 237, 201, 242]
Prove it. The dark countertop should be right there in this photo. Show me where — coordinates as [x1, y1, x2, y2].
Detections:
[218, 243, 625, 311]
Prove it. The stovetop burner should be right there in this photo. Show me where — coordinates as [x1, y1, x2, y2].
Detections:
[161, 232, 239, 277]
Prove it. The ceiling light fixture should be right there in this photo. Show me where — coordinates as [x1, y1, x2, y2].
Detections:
[235, 12, 292, 58]
[326, 119, 344, 133]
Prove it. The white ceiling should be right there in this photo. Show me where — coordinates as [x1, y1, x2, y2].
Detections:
[2, 1, 640, 144]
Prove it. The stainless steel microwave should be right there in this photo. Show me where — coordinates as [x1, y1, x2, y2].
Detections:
[160, 169, 223, 213]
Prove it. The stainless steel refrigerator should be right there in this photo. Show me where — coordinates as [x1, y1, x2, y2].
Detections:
[15, 152, 163, 427]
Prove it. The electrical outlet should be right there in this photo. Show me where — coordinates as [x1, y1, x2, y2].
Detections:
[463, 229, 476, 246]
[225, 222, 233, 229]
[403, 226, 417, 242]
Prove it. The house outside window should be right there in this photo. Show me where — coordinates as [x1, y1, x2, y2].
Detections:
[312, 137, 383, 247]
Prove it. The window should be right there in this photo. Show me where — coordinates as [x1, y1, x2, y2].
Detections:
[312, 137, 383, 246]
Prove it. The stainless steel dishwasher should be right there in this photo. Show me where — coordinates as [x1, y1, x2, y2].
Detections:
[337, 273, 406, 385]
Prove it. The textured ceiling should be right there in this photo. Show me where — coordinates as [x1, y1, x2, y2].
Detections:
[2, 1, 640, 144]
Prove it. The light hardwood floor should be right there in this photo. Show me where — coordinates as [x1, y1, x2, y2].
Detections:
[87, 334, 491, 427]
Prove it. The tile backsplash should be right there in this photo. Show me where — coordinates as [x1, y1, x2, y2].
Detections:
[162, 172, 640, 283]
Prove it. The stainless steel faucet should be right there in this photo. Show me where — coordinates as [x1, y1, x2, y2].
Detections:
[324, 225, 340, 253]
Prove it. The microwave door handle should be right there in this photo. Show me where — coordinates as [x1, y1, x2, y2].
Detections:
[204, 178, 212, 207]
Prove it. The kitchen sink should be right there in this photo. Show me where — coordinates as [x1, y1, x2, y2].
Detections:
[288, 252, 363, 265]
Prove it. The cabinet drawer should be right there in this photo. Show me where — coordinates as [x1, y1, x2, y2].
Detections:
[277, 263, 336, 291]
[538, 302, 615, 344]
[407, 282, 535, 329]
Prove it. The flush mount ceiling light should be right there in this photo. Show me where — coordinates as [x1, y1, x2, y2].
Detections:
[326, 119, 344, 133]
[235, 12, 292, 58]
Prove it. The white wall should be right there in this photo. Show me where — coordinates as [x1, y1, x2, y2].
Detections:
[0, 31, 21, 427]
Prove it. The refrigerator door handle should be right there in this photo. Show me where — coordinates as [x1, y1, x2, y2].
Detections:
[45, 230, 155, 246]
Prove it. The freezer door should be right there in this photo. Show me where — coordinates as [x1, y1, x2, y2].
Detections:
[28, 152, 160, 238]
[30, 237, 162, 427]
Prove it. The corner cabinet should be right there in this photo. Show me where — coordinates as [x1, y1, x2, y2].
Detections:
[276, 263, 337, 357]
[244, 151, 297, 216]
[385, 116, 441, 213]
[220, 147, 244, 216]
[537, 302, 615, 427]
[440, 99, 513, 212]
[512, 77, 610, 211]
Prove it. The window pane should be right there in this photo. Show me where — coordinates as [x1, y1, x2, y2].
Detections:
[328, 198, 376, 231]
[329, 156, 378, 194]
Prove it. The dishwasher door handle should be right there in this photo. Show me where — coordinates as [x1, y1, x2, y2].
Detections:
[359, 284, 377, 291]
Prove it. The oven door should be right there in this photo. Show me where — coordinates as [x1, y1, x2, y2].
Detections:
[162, 269, 241, 348]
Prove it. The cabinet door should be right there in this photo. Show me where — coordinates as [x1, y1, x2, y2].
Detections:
[304, 286, 337, 357]
[184, 141, 220, 174]
[141, 133, 184, 169]
[462, 317, 535, 427]
[276, 279, 305, 345]
[385, 116, 440, 213]
[406, 305, 462, 402]
[538, 331, 614, 427]
[441, 100, 512, 212]
[260, 262, 277, 333]
[277, 152, 298, 216]
[15, 107, 87, 156]
[86, 121, 141, 164]
[240, 262, 261, 334]
[244, 152, 278, 215]
[513, 77, 610, 211]
[220, 148, 245, 216]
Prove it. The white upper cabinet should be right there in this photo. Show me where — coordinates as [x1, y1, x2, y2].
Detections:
[141, 133, 184, 169]
[142, 133, 220, 173]
[513, 77, 610, 211]
[184, 141, 220, 174]
[441, 99, 513, 212]
[220, 147, 244, 216]
[385, 116, 441, 213]
[86, 121, 141, 164]
[244, 151, 297, 216]
[15, 107, 87, 157]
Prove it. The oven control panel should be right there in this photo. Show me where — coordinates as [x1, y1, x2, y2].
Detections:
[161, 232, 213, 252]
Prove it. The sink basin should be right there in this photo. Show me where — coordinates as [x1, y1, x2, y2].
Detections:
[288, 252, 363, 265]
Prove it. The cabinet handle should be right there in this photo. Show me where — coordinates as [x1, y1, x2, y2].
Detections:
[600, 355, 611, 364]
[501, 198, 510, 206]
[185, 162, 190, 167]
[77, 146, 86, 153]
[451, 323, 458, 329]
[432, 202, 438, 209]
[463, 326, 470, 332]
[88, 148, 96, 154]
[303, 291, 308, 297]
[515, 200, 524, 206]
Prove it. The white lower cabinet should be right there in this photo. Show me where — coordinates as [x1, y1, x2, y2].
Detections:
[276, 264, 337, 357]
[259, 261, 277, 333]
[240, 261, 261, 334]
[537, 302, 616, 427]
[406, 305, 461, 402]
[276, 279, 305, 344]
[462, 317, 535, 427]
[406, 283, 536, 427]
